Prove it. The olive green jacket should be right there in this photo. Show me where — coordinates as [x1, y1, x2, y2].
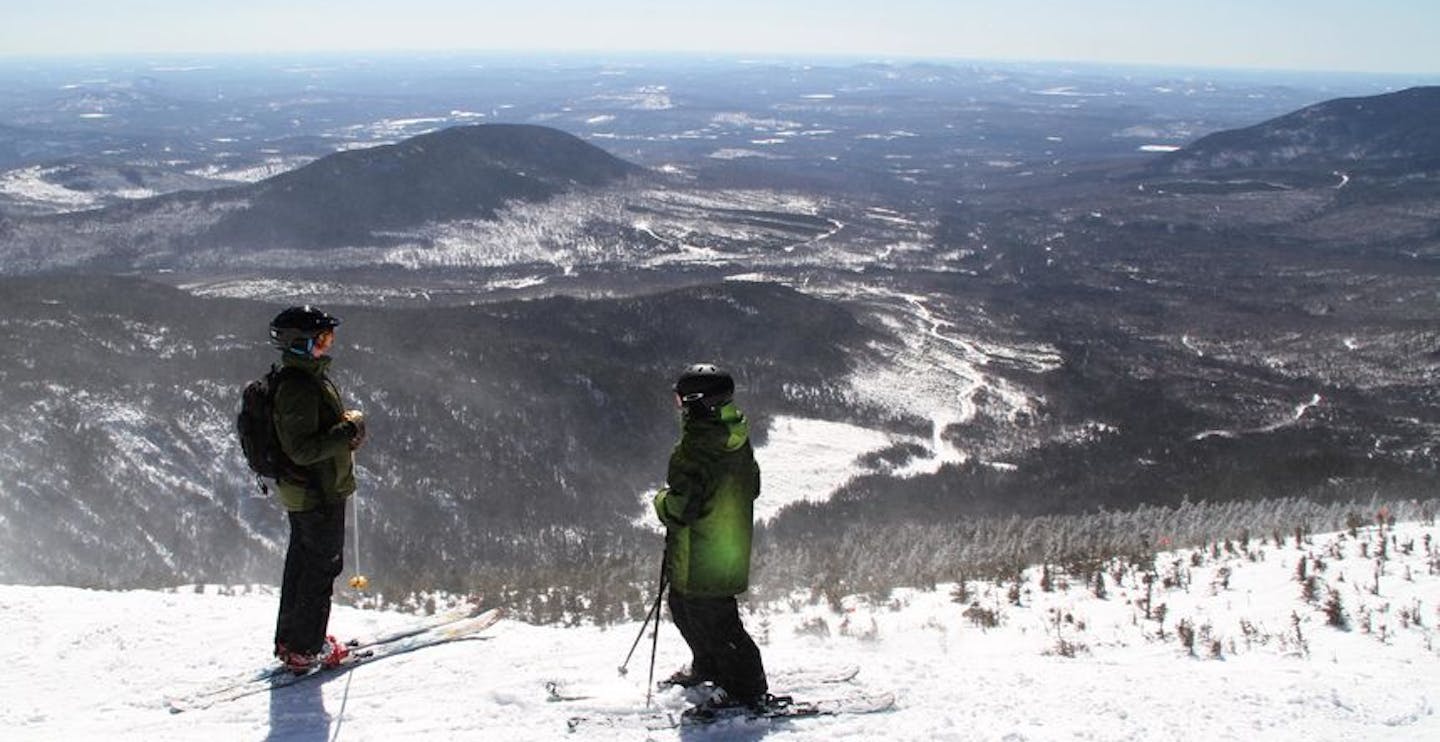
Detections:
[652, 402, 761, 597]
[272, 354, 357, 512]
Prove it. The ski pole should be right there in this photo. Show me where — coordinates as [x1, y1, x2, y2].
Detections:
[619, 548, 668, 677]
[618, 572, 664, 676]
[644, 570, 667, 708]
[348, 493, 369, 592]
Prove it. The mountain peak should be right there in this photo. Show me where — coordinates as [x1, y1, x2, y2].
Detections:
[1157, 86, 1440, 174]
[209, 123, 643, 249]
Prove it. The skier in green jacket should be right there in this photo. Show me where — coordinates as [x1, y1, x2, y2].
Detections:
[653, 363, 769, 714]
[267, 305, 367, 673]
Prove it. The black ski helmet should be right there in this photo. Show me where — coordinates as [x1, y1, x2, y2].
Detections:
[673, 363, 735, 411]
[269, 305, 341, 354]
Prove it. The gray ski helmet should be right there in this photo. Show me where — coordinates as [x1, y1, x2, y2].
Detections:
[674, 363, 735, 410]
[269, 305, 341, 354]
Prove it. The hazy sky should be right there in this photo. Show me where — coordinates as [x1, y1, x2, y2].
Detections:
[2, 0, 1437, 75]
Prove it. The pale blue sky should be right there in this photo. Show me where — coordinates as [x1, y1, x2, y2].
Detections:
[2, 0, 1436, 74]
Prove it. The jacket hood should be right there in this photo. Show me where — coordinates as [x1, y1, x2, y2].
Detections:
[682, 401, 750, 452]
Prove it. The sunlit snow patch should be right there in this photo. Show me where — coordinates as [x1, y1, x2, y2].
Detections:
[708, 148, 787, 160]
[0, 166, 107, 209]
[752, 416, 893, 522]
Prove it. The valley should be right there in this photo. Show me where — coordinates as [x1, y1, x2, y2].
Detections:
[0, 57, 1435, 614]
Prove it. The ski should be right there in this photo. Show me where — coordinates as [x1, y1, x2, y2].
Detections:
[166, 607, 502, 713]
[546, 663, 860, 705]
[652, 663, 860, 693]
[347, 601, 491, 651]
[767, 664, 862, 688]
[171, 602, 490, 706]
[167, 602, 486, 706]
[564, 690, 895, 732]
[548, 663, 861, 707]
[674, 691, 897, 728]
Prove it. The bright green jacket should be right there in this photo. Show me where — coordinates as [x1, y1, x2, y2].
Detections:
[653, 402, 761, 597]
[272, 354, 357, 512]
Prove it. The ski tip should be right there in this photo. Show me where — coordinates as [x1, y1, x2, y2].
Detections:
[843, 691, 898, 713]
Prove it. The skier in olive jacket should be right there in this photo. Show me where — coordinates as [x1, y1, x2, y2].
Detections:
[267, 305, 367, 673]
[653, 363, 768, 711]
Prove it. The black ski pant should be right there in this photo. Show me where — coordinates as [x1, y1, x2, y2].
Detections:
[274, 502, 346, 655]
[667, 591, 767, 701]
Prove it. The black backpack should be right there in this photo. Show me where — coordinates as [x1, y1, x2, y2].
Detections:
[237, 365, 309, 493]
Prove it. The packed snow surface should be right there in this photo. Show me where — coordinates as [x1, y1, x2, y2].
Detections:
[5, 521, 1439, 741]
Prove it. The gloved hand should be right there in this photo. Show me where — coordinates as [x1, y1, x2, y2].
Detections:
[342, 409, 367, 450]
[653, 487, 682, 528]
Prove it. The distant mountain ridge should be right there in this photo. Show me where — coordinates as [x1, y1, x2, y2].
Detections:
[204, 123, 644, 249]
[1158, 86, 1440, 174]
[0, 123, 645, 271]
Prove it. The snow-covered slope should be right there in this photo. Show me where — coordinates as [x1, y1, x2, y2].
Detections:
[6, 520, 1437, 741]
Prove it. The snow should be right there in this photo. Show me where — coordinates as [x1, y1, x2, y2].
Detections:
[0, 166, 156, 209]
[629, 411, 909, 529]
[1032, 87, 1109, 98]
[186, 157, 313, 183]
[1192, 394, 1323, 441]
[708, 148, 788, 160]
[589, 87, 674, 111]
[338, 117, 447, 140]
[843, 288, 1060, 468]
[752, 416, 892, 522]
[710, 112, 800, 130]
[7, 521, 1438, 741]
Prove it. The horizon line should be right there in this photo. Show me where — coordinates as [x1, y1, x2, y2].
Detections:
[0, 48, 1436, 80]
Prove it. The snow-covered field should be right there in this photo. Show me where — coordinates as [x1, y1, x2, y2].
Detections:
[753, 416, 893, 522]
[5, 521, 1437, 741]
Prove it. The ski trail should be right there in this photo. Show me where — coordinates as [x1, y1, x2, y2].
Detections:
[1261, 393, 1322, 432]
[839, 288, 1059, 475]
[1192, 393, 1322, 440]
